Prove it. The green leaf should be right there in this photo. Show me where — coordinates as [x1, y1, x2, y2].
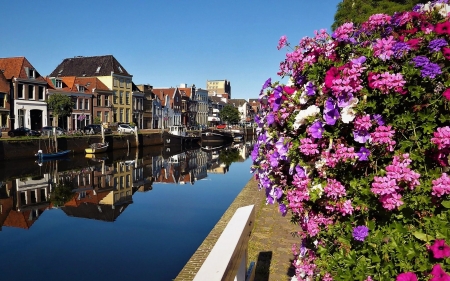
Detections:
[412, 231, 432, 242]
[441, 200, 450, 209]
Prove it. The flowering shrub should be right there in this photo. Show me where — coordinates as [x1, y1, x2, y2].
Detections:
[252, 1, 450, 280]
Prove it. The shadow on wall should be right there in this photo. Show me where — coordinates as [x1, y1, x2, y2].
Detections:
[254, 251, 272, 281]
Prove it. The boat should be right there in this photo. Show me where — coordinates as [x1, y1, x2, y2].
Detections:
[85, 142, 109, 154]
[35, 127, 71, 161]
[201, 129, 234, 145]
[163, 125, 201, 147]
[233, 135, 244, 143]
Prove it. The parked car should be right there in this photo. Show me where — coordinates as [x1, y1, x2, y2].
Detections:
[84, 124, 112, 135]
[8, 127, 41, 137]
[41, 126, 66, 136]
[117, 123, 135, 134]
[216, 124, 227, 129]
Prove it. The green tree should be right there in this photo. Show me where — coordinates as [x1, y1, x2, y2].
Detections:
[46, 93, 74, 120]
[219, 147, 240, 166]
[220, 105, 240, 124]
[332, 0, 427, 30]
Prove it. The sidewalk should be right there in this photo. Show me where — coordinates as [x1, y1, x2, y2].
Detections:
[175, 177, 298, 281]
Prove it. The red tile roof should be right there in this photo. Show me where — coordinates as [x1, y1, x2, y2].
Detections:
[0, 57, 46, 83]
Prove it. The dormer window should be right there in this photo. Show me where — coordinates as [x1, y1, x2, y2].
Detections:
[77, 85, 85, 92]
[55, 79, 62, 88]
[96, 66, 101, 73]
[28, 68, 35, 78]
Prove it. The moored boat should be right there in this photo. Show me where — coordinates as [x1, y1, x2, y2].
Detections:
[85, 142, 109, 154]
[163, 125, 201, 146]
[201, 129, 234, 144]
[35, 149, 71, 160]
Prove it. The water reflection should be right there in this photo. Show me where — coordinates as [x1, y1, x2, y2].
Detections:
[0, 141, 254, 230]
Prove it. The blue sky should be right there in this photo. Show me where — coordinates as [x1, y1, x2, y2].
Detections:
[1, 0, 342, 100]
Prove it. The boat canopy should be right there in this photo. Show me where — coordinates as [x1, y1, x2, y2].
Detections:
[168, 126, 187, 137]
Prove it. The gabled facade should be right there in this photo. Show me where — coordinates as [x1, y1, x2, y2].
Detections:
[131, 83, 144, 129]
[228, 99, 252, 123]
[194, 88, 209, 127]
[136, 84, 163, 129]
[153, 87, 182, 128]
[0, 57, 48, 130]
[179, 84, 197, 128]
[49, 55, 133, 124]
[0, 71, 11, 134]
[46, 76, 113, 131]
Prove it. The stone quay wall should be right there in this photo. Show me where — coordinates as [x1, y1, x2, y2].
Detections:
[0, 132, 163, 161]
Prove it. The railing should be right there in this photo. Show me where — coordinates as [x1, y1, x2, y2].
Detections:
[193, 204, 256, 281]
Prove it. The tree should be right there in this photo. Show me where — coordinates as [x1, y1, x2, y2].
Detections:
[219, 105, 240, 124]
[332, 0, 427, 30]
[47, 93, 74, 119]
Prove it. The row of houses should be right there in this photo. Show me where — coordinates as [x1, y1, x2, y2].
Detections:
[0, 55, 261, 133]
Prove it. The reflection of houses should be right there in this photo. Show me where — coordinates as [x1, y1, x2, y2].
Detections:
[191, 150, 208, 181]
[153, 87, 182, 128]
[2, 175, 52, 229]
[0, 181, 13, 231]
[0, 57, 48, 131]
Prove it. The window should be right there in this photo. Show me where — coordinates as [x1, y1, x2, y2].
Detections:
[105, 96, 109, 107]
[96, 66, 101, 73]
[38, 86, 44, 100]
[0, 94, 4, 108]
[18, 84, 24, 99]
[97, 95, 101, 107]
[113, 78, 118, 87]
[105, 111, 109, 123]
[78, 99, 83, 110]
[113, 91, 118, 104]
[55, 79, 62, 88]
[97, 111, 101, 120]
[27, 68, 35, 79]
[84, 99, 89, 110]
[120, 79, 124, 88]
[126, 92, 130, 105]
[120, 109, 123, 122]
[126, 81, 131, 89]
[119, 91, 123, 104]
[126, 109, 130, 123]
[78, 85, 85, 92]
[28, 85, 34, 99]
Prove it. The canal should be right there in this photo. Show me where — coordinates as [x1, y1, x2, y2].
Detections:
[0, 142, 254, 281]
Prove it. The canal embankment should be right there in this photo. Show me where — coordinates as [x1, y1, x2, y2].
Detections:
[175, 177, 298, 281]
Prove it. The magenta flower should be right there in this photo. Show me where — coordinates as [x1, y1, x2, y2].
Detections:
[277, 35, 287, 50]
[308, 121, 324, 139]
[443, 88, 450, 101]
[430, 264, 450, 281]
[430, 239, 450, 259]
[396, 272, 417, 281]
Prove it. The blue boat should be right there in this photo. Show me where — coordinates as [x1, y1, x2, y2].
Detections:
[35, 149, 71, 160]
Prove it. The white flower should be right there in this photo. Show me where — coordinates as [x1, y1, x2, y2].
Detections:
[286, 77, 295, 87]
[311, 183, 323, 197]
[299, 91, 308, 104]
[293, 105, 321, 129]
[422, 3, 450, 17]
[341, 107, 356, 123]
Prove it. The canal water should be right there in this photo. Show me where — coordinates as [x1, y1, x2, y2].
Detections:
[0, 142, 254, 281]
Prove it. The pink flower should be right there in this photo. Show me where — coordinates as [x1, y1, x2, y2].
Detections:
[277, 35, 288, 50]
[443, 47, 450, 60]
[430, 264, 450, 281]
[432, 173, 450, 197]
[430, 239, 450, 259]
[324, 179, 347, 199]
[443, 88, 450, 101]
[396, 272, 417, 281]
[431, 127, 450, 149]
[435, 21, 450, 36]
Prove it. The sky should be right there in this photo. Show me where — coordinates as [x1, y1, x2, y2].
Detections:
[0, 0, 342, 100]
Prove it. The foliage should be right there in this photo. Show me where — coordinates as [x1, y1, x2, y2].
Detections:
[50, 180, 74, 207]
[46, 93, 74, 117]
[333, 0, 427, 30]
[219, 147, 241, 166]
[93, 116, 102, 124]
[220, 104, 241, 124]
[253, 2, 450, 280]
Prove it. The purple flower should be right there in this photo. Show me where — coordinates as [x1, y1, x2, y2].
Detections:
[295, 165, 306, 178]
[429, 38, 448, 52]
[251, 144, 259, 161]
[430, 239, 450, 259]
[324, 109, 340, 126]
[351, 56, 366, 64]
[356, 147, 370, 161]
[275, 137, 288, 158]
[324, 97, 337, 112]
[421, 62, 442, 79]
[411, 56, 430, 67]
[392, 42, 410, 58]
[267, 113, 275, 125]
[305, 81, 316, 96]
[261, 78, 271, 92]
[352, 225, 369, 241]
[279, 204, 287, 216]
[353, 129, 370, 143]
[309, 121, 324, 139]
[337, 93, 353, 108]
[372, 114, 385, 126]
[269, 151, 279, 167]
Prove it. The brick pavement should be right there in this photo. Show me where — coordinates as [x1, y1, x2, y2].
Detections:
[175, 177, 298, 281]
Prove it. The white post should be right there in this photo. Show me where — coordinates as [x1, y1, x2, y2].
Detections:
[193, 205, 255, 281]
